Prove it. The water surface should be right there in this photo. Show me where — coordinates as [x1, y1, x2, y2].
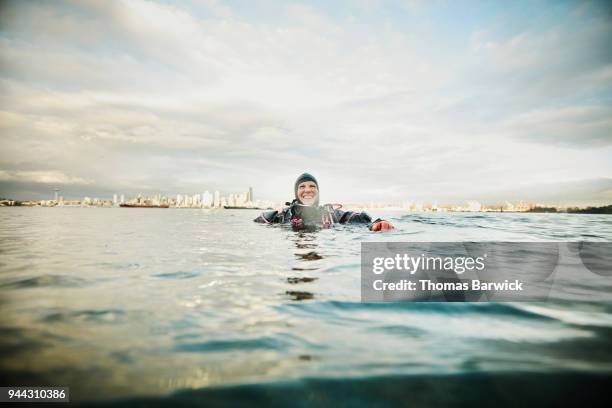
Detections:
[1, 208, 611, 403]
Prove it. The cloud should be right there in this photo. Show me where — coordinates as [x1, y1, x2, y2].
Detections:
[0, 0, 611, 203]
[466, 8, 612, 111]
[0, 170, 93, 185]
[501, 106, 612, 147]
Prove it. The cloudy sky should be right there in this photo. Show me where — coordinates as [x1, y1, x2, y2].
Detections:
[1, 0, 611, 204]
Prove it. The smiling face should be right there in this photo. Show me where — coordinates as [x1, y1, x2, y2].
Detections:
[297, 181, 319, 205]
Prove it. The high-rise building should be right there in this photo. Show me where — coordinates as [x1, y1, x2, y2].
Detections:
[202, 191, 212, 207]
[113, 194, 118, 205]
[120, 194, 125, 204]
[236, 192, 246, 207]
[247, 187, 253, 203]
[213, 191, 220, 208]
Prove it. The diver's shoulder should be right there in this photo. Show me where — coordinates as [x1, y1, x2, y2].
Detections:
[254, 207, 289, 223]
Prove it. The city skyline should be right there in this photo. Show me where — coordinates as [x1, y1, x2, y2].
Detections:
[3, 185, 610, 211]
[1, 1, 611, 205]
[1, 176, 612, 207]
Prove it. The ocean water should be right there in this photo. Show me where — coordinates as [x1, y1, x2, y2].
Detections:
[1, 208, 611, 406]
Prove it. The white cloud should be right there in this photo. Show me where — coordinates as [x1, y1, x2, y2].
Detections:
[0, 170, 93, 185]
[501, 106, 612, 147]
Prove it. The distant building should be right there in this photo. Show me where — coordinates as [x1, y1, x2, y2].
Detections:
[237, 192, 247, 206]
[467, 201, 482, 212]
[214, 191, 220, 208]
[202, 191, 212, 207]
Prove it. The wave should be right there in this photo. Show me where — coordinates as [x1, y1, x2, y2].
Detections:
[40, 309, 128, 323]
[0, 274, 89, 289]
[152, 271, 201, 279]
[279, 300, 557, 320]
[173, 337, 286, 353]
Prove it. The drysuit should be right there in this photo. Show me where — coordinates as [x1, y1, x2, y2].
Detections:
[254, 200, 382, 230]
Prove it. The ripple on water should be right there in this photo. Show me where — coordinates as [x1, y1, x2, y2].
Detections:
[287, 277, 318, 284]
[376, 325, 427, 337]
[152, 271, 200, 279]
[0, 274, 89, 289]
[280, 300, 555, 319]
[0, 326, 72, 356]
[286, 290, 315, 301]
[40, 309, 128, 324]
[173, 337, 287, 353]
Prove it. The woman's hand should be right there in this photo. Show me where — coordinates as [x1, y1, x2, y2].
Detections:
[371, 221, 394, 232]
